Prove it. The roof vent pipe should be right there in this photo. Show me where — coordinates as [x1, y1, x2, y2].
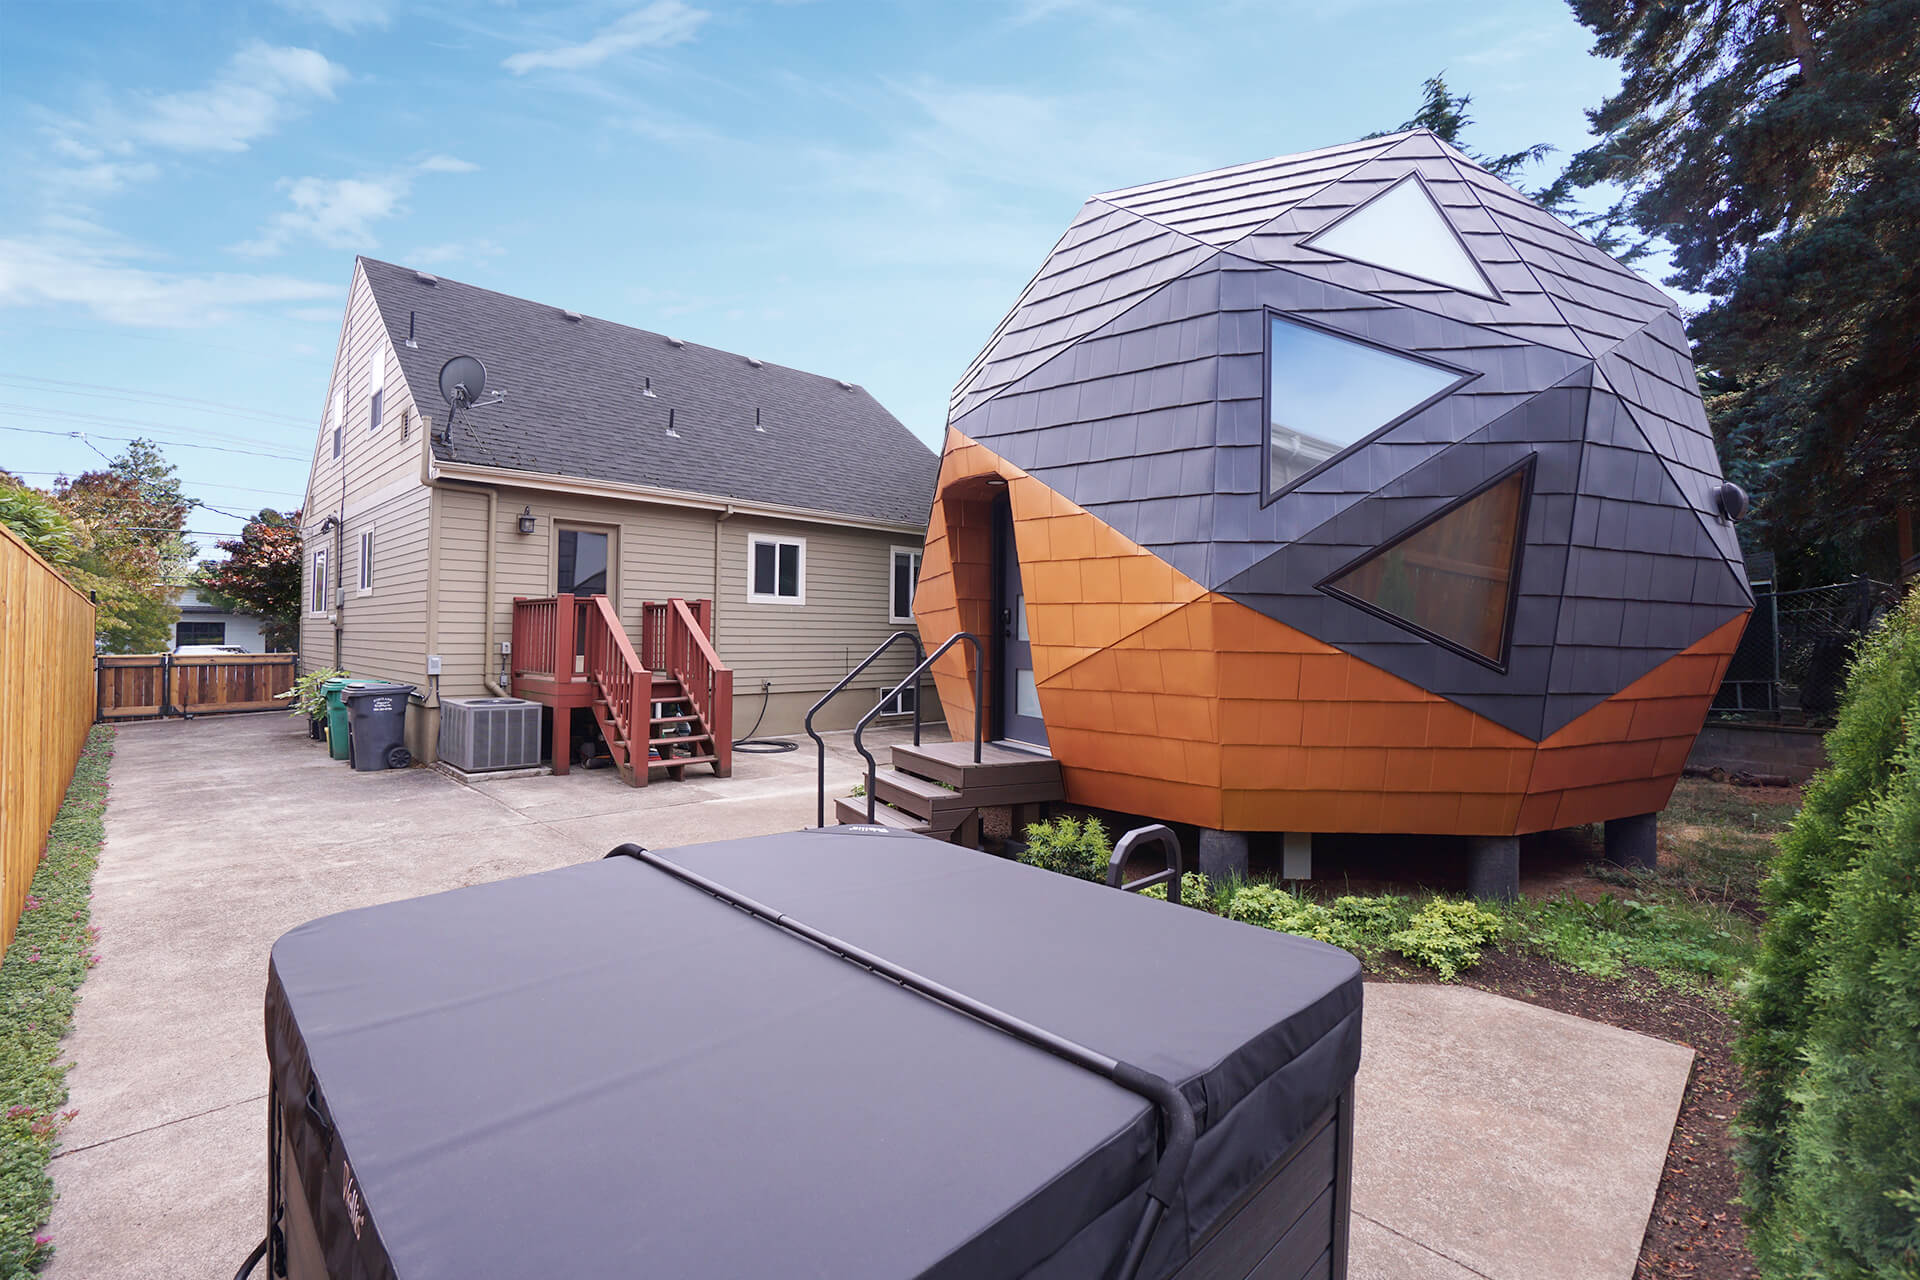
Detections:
[754, 407, 765, 433]
[642, 376, 656, 397]
[405, 311, 418, 349]
[665, 407, 680, 439]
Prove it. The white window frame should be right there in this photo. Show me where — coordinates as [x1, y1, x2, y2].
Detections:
[888, 545, 921, 624]
[366, 346, 385, 432]
[356, 527, 374, 596]
[877, 683, 917, 717]
[310, 548, 329, 616]
[331, 388, 345, 459]
[746, 534, 806, 605]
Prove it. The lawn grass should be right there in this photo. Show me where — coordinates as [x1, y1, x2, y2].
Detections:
[0, 727, 112, 1276]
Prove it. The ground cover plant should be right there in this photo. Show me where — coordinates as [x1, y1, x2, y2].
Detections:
[0, 727, 112, 1275]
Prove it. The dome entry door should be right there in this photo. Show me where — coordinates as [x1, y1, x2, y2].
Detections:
[993, 496, 1048, 749]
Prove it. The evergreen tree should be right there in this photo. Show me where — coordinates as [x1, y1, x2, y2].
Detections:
[1560, 0, 1920, 582]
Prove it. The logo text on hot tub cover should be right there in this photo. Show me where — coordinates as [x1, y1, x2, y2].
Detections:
[342, 1159, 366, 1239]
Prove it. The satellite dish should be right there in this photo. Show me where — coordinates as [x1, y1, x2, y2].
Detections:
[439, 355, 488, 408]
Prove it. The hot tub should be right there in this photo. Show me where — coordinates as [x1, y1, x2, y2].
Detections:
[255, 826, 1362, 1279]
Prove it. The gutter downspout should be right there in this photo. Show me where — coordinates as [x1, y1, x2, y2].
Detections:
[481, 485, 506, 696]
[712, 504, 734, 646]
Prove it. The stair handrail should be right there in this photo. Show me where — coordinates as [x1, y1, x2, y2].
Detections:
[853, 632, 984, 824]
[583, 594, 646, 767]
[662, 596, 733, 777]
[805, 630, 926, 828]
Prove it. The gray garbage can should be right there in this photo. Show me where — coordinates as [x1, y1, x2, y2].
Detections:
[342, 683, 416, 771]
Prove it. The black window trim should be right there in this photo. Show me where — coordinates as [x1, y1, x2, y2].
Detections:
[1259, 306, 1481, 507]
[1314, 452, 1538, 674]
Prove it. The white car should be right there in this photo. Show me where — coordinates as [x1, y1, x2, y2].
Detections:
[174, 644, 251, 655]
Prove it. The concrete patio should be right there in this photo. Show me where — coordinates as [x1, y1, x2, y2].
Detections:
[45, 713, 1692, 1279]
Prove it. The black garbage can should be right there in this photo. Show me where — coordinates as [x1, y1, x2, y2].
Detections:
[342, 683, 416, 771]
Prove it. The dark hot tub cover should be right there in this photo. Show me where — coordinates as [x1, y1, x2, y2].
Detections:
[266, 826, 1361, 1279]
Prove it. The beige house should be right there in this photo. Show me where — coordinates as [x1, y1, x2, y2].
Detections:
[299, 258, 940, 771]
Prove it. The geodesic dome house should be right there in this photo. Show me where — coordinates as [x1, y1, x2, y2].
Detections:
[914, 129, 1752, 874]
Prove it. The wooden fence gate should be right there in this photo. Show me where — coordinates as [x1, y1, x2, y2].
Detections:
[96, 653, 298, 721]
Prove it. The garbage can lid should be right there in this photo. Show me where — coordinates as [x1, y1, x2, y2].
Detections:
[342, 682, 416, 699]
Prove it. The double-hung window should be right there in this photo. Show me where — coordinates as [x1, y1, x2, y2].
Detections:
[367, 347, 384, 431]
[889, 546, 920, 624]
[747, 535, 804, 604]
[311, 548, 329, 614]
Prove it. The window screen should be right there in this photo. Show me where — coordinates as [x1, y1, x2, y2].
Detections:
[367, 348, 384, 431]
[890, 548, 920, 622]
[176, 621, 226, 647]
[557, 529, 609, 596]
[749, 537, 804, 602]
[1303, 173, 1498, 299]
[1266, 315, 1468, 499]
[1321, 463, 1531, 666]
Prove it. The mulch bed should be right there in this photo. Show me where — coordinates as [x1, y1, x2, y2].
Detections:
[1375, 950, 1756, 1279]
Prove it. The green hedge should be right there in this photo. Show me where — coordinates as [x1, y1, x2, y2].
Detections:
[1737, 589, 1920, 1277]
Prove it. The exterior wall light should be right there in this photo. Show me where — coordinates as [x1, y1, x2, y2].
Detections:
[517, 506, 537, 535]
[1714, 481, 1749, 521]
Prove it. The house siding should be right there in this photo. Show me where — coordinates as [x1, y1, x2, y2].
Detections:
[429, 484, 934, 736]
[298, 260, 434, 693]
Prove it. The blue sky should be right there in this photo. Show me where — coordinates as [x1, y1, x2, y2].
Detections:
[0, 0, 1634, 555]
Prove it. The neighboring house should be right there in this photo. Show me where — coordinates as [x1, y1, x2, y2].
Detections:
[908, 129, 1751, 892]
[299, 257, 940, 767]
[173, 588, 271, 652]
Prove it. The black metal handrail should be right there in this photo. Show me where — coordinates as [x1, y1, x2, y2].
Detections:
[1106, 825, 1182, 906]
[854, 632, 984, 823]
[805, 630, 925, 828]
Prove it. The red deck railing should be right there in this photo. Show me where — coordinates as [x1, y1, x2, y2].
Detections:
[510, 594, 730, 779]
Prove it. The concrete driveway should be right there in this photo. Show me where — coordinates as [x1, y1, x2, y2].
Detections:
[45, 713, 1692, 1279]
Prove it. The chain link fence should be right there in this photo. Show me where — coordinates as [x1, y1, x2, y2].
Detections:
[1713, 577, 1899, 724]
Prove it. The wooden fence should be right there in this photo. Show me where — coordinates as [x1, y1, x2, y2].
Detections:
[0, 525, 96, 952]
[96, 652, 297, 720]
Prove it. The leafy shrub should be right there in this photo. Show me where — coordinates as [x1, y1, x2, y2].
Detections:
[1140, 871, 1212, 907]
[1737, 589, 1920, 1278]
[1386, 899, 1500, 981]
[1019, 815, 1111, 882]
[1227, 883, 1334, 937]
[280, 668, 347, 721]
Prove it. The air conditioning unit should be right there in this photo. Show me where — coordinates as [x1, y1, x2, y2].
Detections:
[439, 697, 543, 772]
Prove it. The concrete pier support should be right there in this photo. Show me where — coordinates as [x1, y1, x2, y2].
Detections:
[1466, 835, 1519, 901]
[1282, 832, 1312, 881]
[1604, 812, 1659, 871]
[1198, 829, 1249, 882]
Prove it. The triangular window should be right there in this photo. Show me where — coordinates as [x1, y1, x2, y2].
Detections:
[1266, 313, 1473, 499]
[1304, 173, 1499, 300]
[1320, 460, 1533, 668]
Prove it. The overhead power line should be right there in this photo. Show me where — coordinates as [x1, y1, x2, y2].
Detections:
[0, 402, 308, 451]
[0, 423, 305, 462]
[0, 374, 312, 427]
[6, 470, 301, 498]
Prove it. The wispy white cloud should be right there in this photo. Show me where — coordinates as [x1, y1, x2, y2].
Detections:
[104, 42, 348, 154]
[503, 1, 709, 74]
[406, 238, 505, 268]
[233, 156, 479, 256]
[0, 233, 335, 327]
[275, 0, 391, 32]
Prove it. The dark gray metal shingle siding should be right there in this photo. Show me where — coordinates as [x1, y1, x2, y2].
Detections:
[358, 257, 937, 527]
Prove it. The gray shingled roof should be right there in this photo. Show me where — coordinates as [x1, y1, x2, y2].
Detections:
[359, 257, 937, 527]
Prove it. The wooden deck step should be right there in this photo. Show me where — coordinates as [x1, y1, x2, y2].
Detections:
[833, 795, 929, 834]
[890, 740, 1064, 804]
[651, 713, 701, 725]
[873, 768, 967, 821]
[649, 734, 712, 748]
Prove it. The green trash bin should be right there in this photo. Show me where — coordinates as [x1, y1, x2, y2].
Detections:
[322, 679, 369, 761]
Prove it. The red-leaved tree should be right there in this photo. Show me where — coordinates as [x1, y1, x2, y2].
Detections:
[198, 509, 303, 651]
